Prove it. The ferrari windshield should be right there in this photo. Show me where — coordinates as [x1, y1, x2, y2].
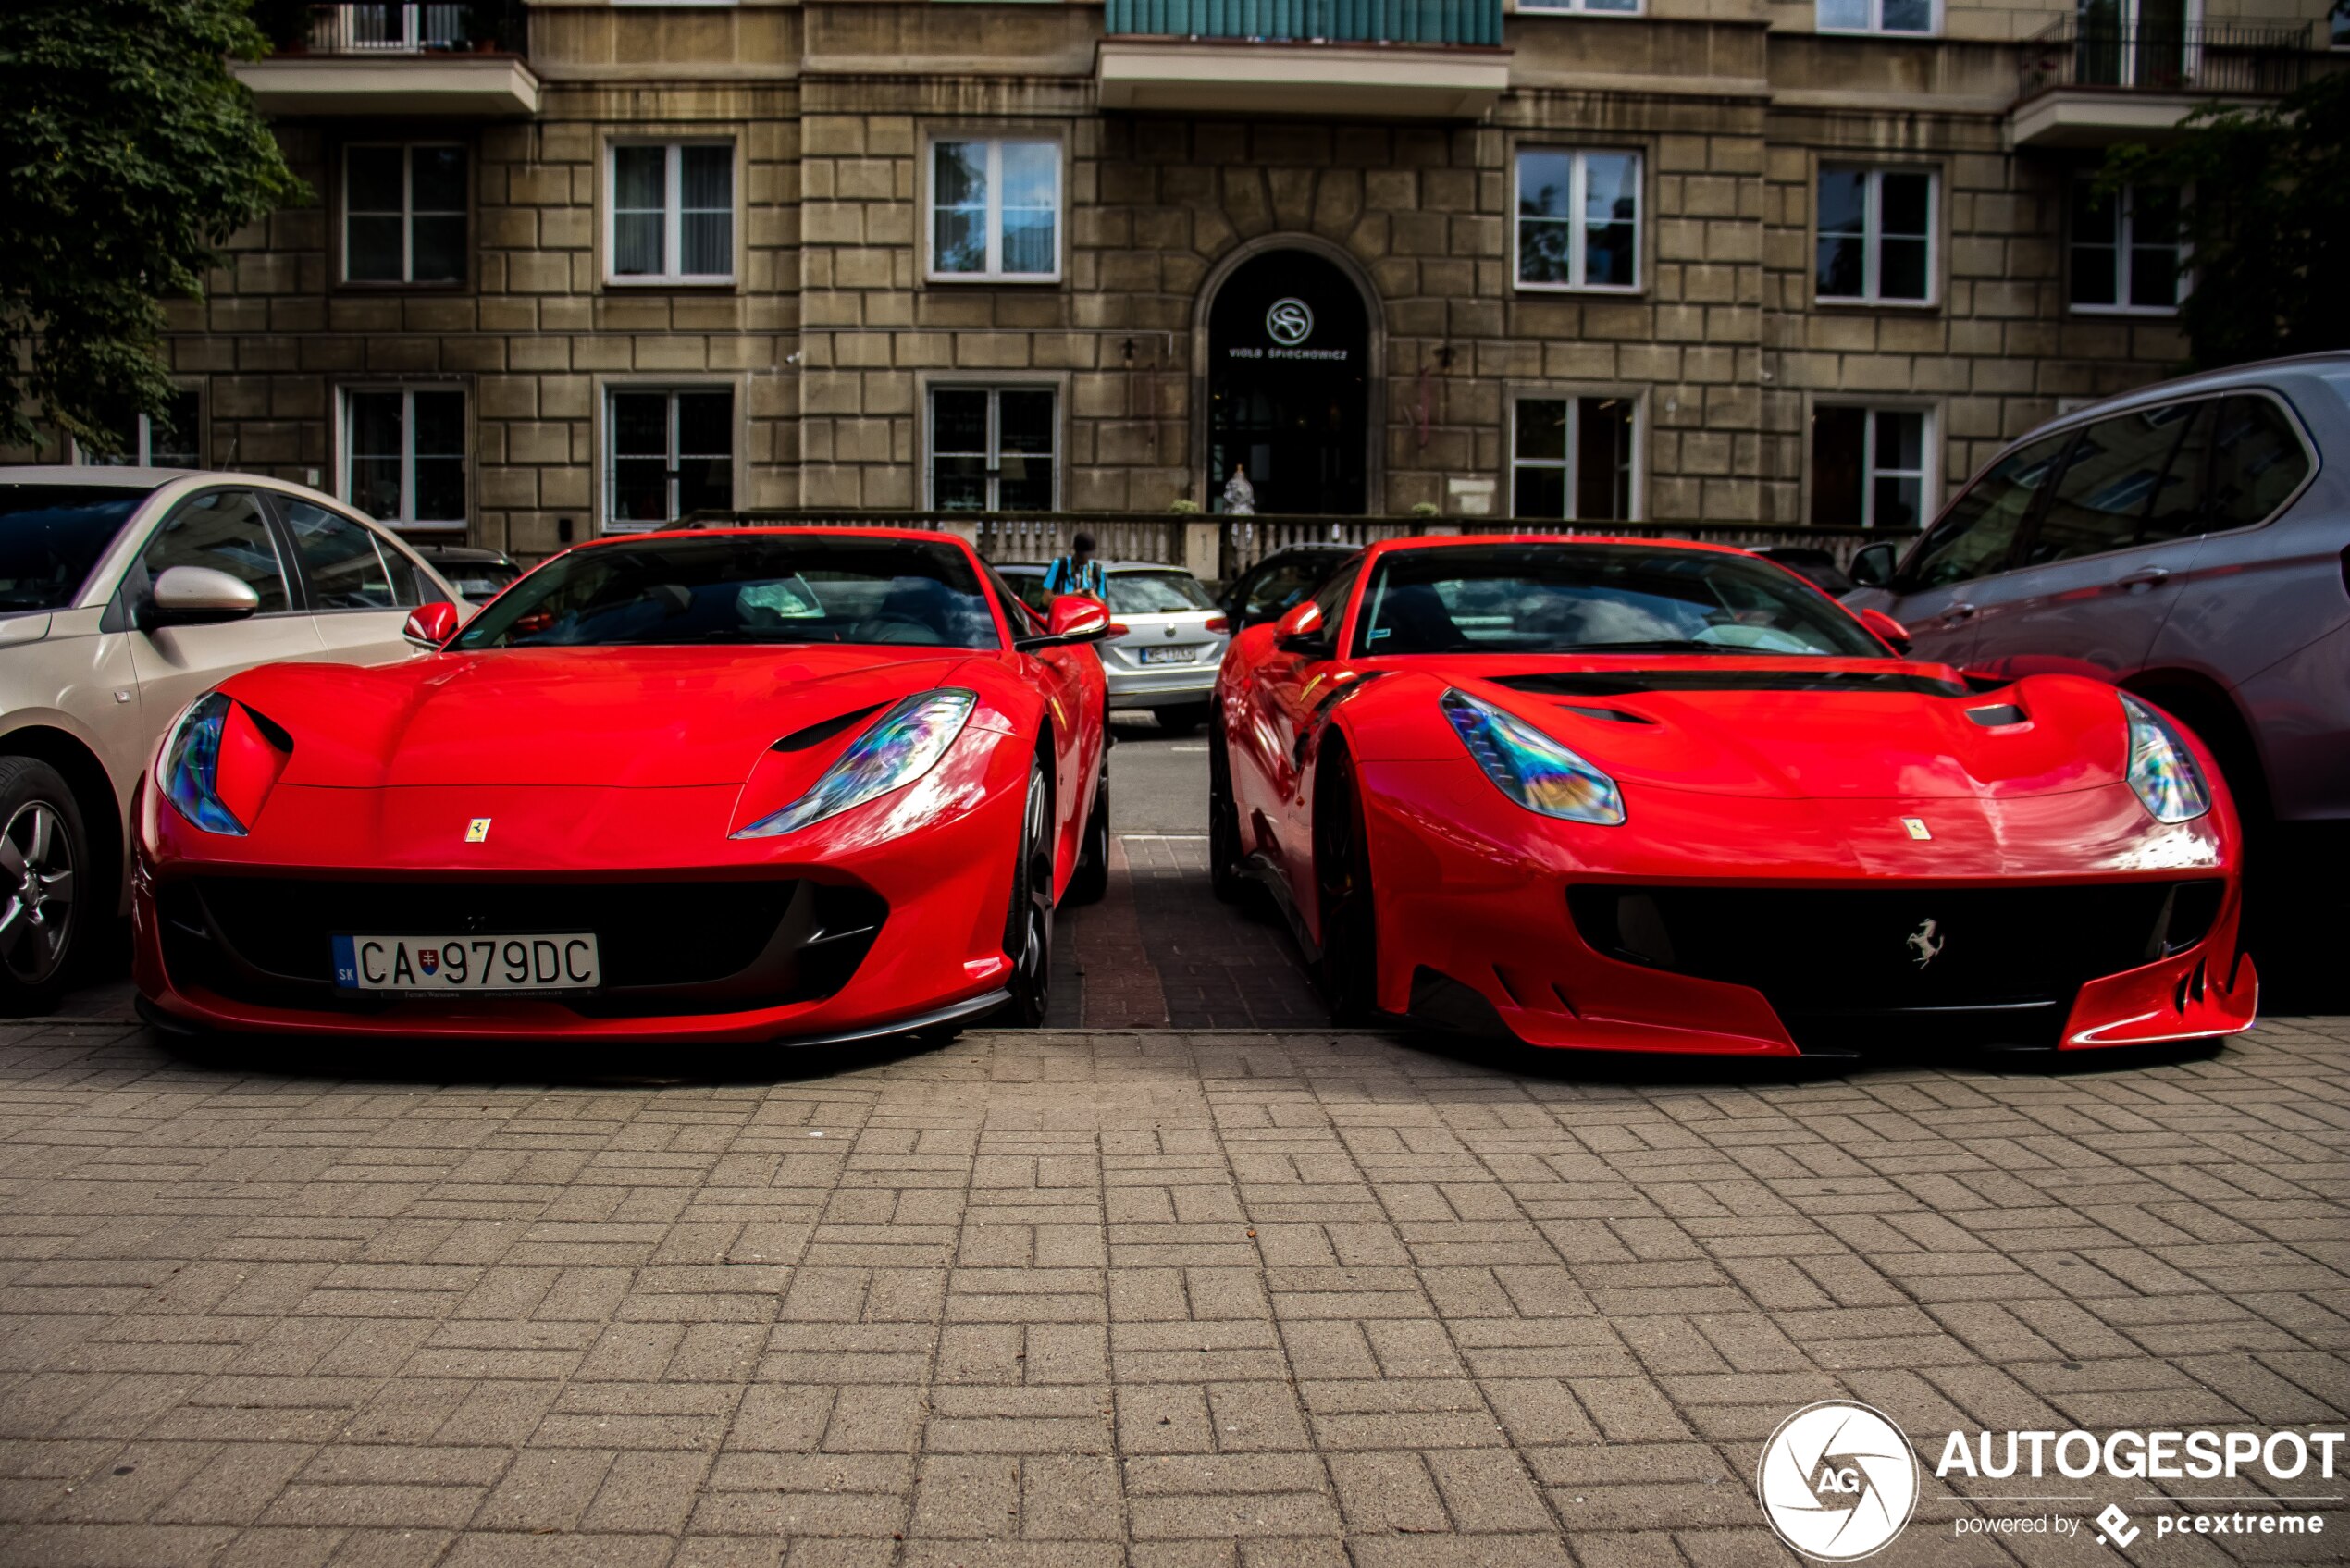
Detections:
[452, 535, 1002, 649]
[1351, 543, 1884, 659]
[0, 486, 147, 612]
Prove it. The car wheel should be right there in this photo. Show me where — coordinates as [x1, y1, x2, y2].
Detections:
[1315, 748, 1379, 1026]
[997, 756, 1055, 1026]
[1066, 741, 1110, 907]
[1156, 702, 1209, 737]
[0, 758, 89, 1019]
[1208, 714, 1245, 905]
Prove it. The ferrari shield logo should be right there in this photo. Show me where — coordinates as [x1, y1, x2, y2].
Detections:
[465, 818, 491, 843]
[1901, 816, 1932, 840]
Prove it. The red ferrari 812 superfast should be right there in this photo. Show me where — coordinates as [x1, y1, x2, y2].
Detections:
[1211, 536, 2257, 1056]
[132, 527, 1113, 1047]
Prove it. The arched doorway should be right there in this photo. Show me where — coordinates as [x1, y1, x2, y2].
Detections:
[1203, 248, 1374, 516]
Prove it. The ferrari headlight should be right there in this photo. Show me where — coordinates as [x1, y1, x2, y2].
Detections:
[1441, 687, 1625, 826]
[157, 692, 247, 836]
[734, 688, 978, 839]
[2121, 692, 2210, 824]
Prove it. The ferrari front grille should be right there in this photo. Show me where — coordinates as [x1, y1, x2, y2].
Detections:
[1566, 881, 2224, 1053]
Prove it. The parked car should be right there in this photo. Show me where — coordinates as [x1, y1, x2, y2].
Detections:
[133, 528, 1112, 1046]
[1220, 542, 1364, 631]
[999, 561, 1231, 735]
[1846, 352, 2346, 864]
[0, 467, 461, 1011]
[413, 544, 523, 602]
[1751, 545, 1856, 598]
[1213, 535, 2255, 1054]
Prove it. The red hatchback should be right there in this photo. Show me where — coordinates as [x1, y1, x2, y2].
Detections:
[1210, 535, 2256, 1057]
[132, 527, 1112, 1048]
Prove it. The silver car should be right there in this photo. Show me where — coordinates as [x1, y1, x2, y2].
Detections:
[1000, 561, 1230, 735]
[0, 468, 462, 1012]
[1848, 352, 2346, 864]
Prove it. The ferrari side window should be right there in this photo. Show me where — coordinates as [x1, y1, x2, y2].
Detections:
[141, 490, 291, 614]
[1901, 429, 2072, 589]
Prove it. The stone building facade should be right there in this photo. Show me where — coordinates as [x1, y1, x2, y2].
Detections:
[25, 0, 2338, 559]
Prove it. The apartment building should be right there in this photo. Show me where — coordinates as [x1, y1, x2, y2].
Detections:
[43, 0, 2340, 558]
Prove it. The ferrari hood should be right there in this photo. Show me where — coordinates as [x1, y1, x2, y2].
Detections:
[229, 647, 979, 789]
[1441, 661, 2133, 801]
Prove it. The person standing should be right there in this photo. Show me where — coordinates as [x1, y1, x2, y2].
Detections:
[1042, 531, 1107, 600]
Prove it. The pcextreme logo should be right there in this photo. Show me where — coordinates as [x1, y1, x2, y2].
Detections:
[1757, 1401, 1921, 1561]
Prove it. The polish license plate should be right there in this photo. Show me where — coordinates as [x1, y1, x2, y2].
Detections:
[1139, 646, 1195, 665]
[332, 933, 600, 994]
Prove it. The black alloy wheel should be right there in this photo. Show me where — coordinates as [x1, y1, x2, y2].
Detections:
[1207, 712, 1245, 904]
[0, 758, 87, 1018]
[998, 757, 1056, 1025]
[1315, 748, 1379, 1026]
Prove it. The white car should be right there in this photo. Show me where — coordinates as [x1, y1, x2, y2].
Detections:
[0, 468, 463, 1012]
[1000, 561, 1231, 735]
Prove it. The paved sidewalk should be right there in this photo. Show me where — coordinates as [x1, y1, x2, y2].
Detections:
[1, 1011, 2346, 1567]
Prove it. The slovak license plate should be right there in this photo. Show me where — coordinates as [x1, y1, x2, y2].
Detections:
[1139, 646, 1194, 664]
[332, 933, 600, 994]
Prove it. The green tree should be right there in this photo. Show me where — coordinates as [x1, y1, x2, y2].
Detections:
[2102, 69, 2350, 371]
[0, 1, 304, 458]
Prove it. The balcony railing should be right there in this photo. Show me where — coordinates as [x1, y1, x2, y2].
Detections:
[1107, 0, 1503, 49]
[263, 1, 527, 56]
[2019, 18, 2315, 100]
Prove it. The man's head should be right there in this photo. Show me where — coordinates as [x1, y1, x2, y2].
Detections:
[1071, 532, 1095, 562]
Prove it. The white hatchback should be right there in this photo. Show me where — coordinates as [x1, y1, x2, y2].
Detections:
[0, 468, 463, 1012]
[1002, 562, 1231, 735]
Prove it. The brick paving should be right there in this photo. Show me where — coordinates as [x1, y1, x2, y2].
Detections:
[2, 994, 2347, 1565]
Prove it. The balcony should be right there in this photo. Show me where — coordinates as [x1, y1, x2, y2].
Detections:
[1097, 0, 1511, 119]
[2011, 19, 2318, 147]
[235, 2, 538, 117]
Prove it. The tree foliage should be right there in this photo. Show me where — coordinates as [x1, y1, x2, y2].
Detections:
[0, 1, 304, 457]
[2103, 70, 2350, 371]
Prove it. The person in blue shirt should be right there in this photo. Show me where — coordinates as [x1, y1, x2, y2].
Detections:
[1041, 532, 1107, 600]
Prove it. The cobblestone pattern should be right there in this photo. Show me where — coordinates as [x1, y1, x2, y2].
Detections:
[2, 1009, 2344, 1566]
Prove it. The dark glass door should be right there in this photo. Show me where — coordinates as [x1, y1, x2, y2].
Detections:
[1207, 252, 1369, 515]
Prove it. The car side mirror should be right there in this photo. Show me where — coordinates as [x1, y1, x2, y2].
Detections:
[1857, 607, 1913, 656]
[1014, 594, 1116, 650]
[1273, 599, 1330, 656]
[147, 565, 261, 627]
[1849, 542, 1897, 589]
[403, 600, 462, 648]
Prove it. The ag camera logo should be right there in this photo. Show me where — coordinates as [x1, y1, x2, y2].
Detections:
[1265, 297, 1314, 346]
[1758, 1401, 1921, 1561]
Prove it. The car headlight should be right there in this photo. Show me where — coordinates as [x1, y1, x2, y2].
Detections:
[1441, 687, 1625, 825]
[734, 688, 978, 839]
[156, 694, 296, 838]
[2121, 692, 2210, 824]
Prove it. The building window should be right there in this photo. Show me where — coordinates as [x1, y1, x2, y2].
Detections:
[1511, 397, 1638, 521]
[609, 142, 735, 284]
[607, 388, 734, 528]
[344, 145, 466, 284]
[342, 389, 466, 530]
[77, 390, 201, 468]
[1817, 167, 1935, 304]
[1816, 0, 1934, 32]
[929, 389, 1057, 511]
[929, 139, 1060, 281]
[1515, 149, 1642, 291]
[2071, 182, 2183, 315]
[1810, 406, 1931, 530]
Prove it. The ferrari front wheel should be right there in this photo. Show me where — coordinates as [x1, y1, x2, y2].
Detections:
[1315, 748, 1379, 1026]
[997, 757, 1056, 1025]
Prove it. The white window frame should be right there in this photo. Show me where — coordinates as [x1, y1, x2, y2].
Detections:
[71, 390, 202, 468]
[1512, 148, 1644, 296]
[2070, 180, 2187, 317]
[337, 386, 468, 533]
[601, 385, 737, 532]
[1814, 0, 1938, 35]
[924, 137, 1064, 285]
[1507, 394, 1643, 522]
[1812, 403, 1936, 530]
[604, 140, 736, 287]
[1517, 0, 1643, 14]
[342, 142, 466, 285]
[924, 386, 1061, 512]
[1815, 166, 1938, 306]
